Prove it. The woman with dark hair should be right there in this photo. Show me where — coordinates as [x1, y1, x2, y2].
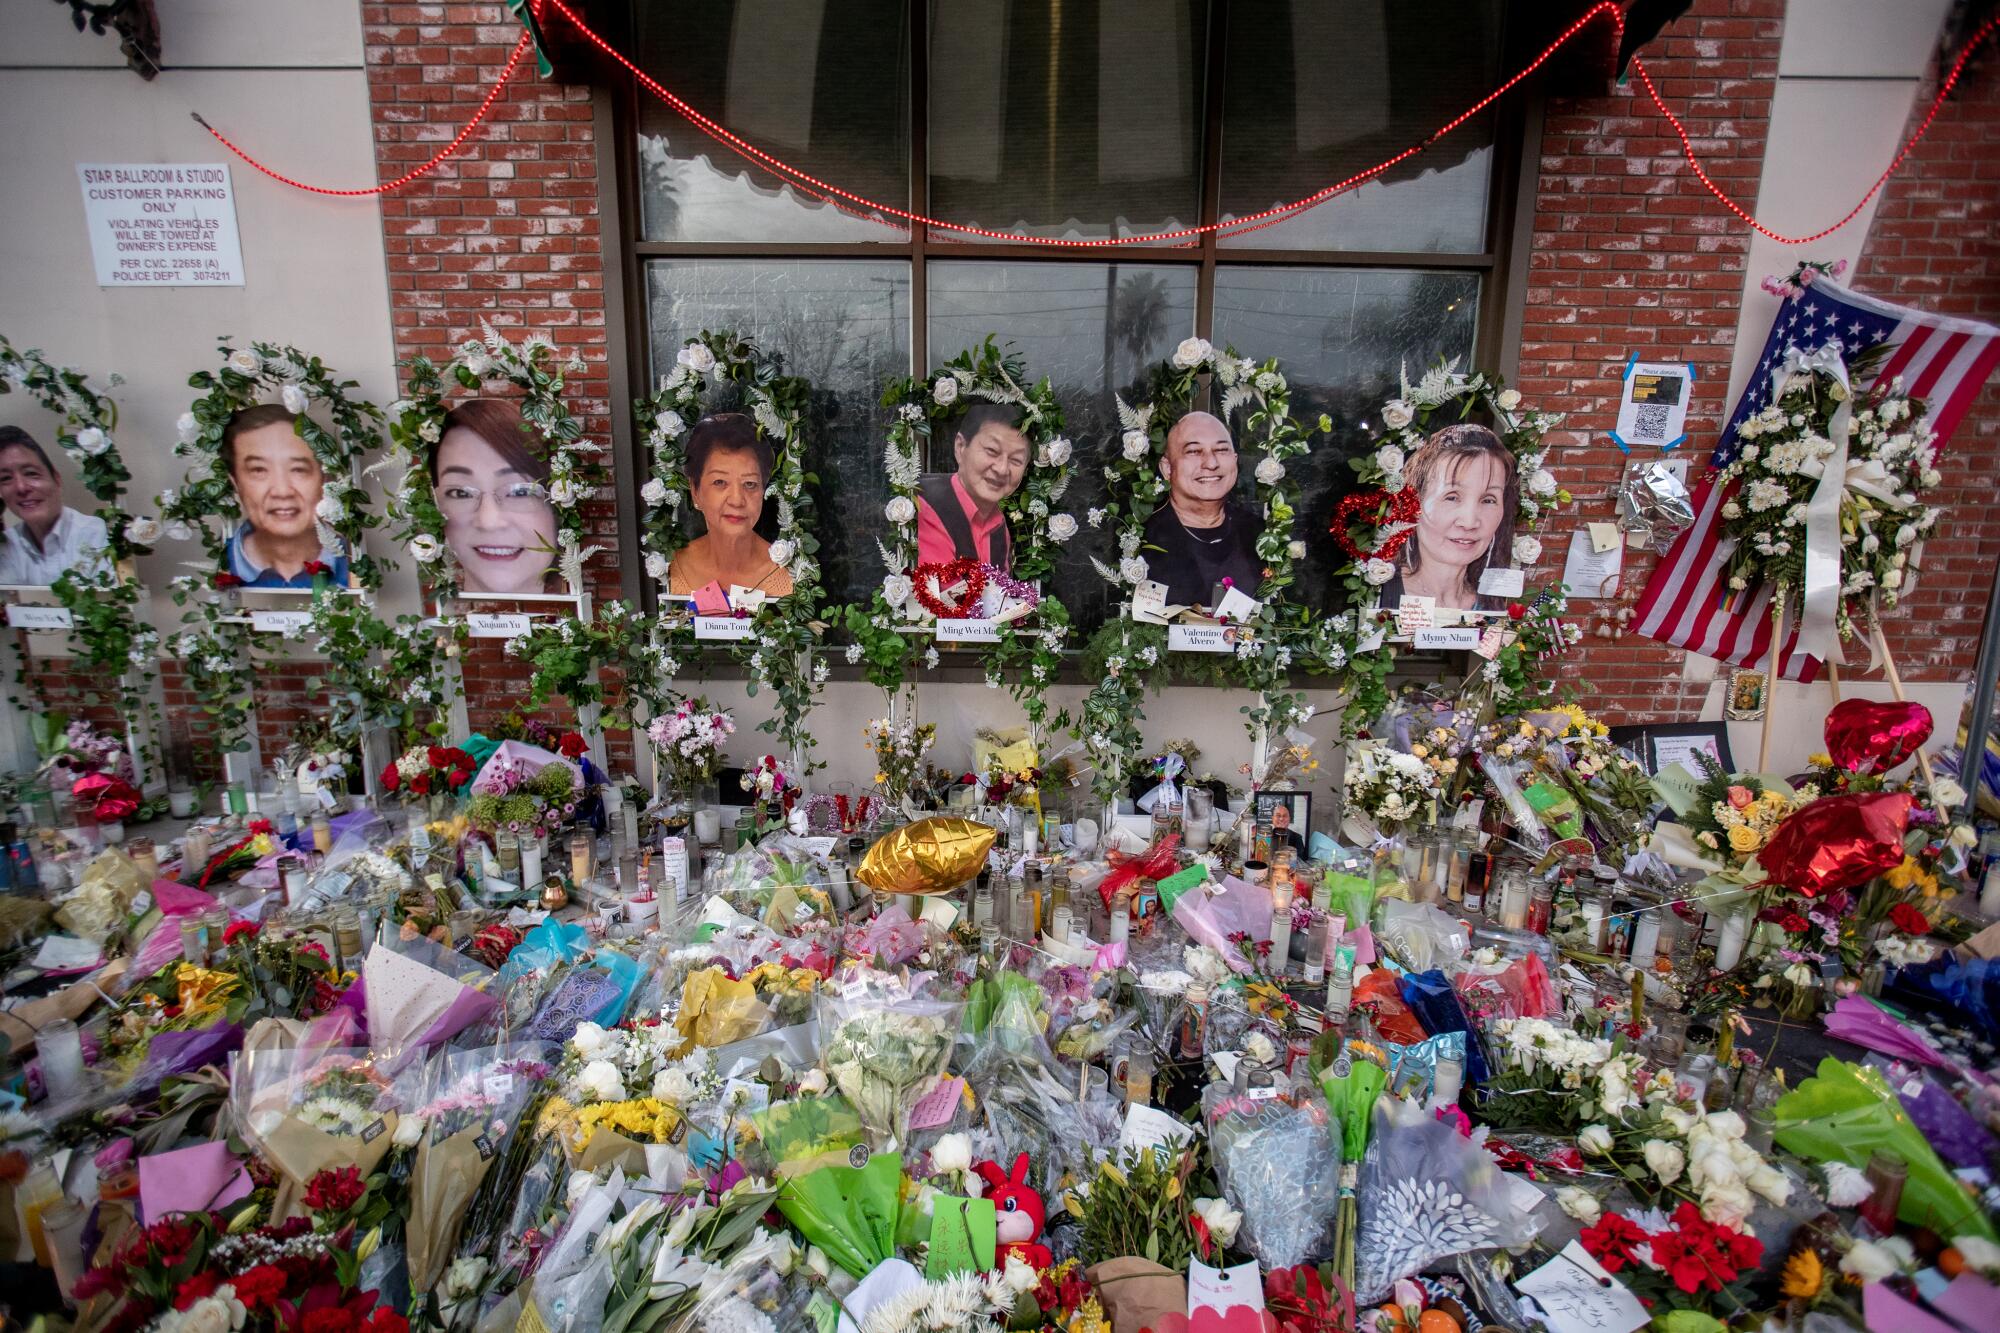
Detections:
[1379, 423, 1518, 613]
[916, 402, 1027, 572]
[0, 425, 109, 585]
[432, 398, 559, 595]
[220, 404, 349, 588]
[668, 413, 791, 597]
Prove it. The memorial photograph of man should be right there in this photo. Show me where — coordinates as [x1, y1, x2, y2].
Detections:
[1140, 410, 1263, 608]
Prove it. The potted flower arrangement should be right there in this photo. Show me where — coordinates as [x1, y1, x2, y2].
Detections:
[646, 698, 735, 840]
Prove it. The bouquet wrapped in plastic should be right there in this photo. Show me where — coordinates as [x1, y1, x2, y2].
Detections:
[816, 969, 961, 1149]
[406, 1043, 554, 1293]
[362, 937, 499, 1066]
[1208, 1093, 1341, 1270]
[230, 1045, 410, 1212]
[776, 1150, 904, 1277]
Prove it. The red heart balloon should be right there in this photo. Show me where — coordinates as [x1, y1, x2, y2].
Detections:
[1823, 698, 1933, 775]
[1758, 791, 1913, 897]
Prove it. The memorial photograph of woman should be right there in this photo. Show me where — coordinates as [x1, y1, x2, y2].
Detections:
[1377, 423, 1517, 614]
[0, 426, 110, 586]
[915, 403, 1028, 574]
[667, 412, 793, 598]
[432, 398, 562, 596]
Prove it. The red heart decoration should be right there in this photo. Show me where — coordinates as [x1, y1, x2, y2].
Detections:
[1758, 791, 1913, 897]
[1823, 698, 1933, 775]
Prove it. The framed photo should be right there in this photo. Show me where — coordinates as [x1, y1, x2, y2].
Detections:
[1253, 790, 1311, 859]
[1609, 722, 1733, 778]
[0, 426, 114, 588]
[1724, 668, 1767, 720]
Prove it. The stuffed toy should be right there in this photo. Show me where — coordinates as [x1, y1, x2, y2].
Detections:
[972, 1152, 1053, 1271]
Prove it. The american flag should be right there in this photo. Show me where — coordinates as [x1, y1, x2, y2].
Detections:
[1633, 276, 2000, 680]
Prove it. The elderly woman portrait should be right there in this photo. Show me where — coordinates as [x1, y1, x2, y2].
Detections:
[668, 412, 793, 598]
[431, 398, 560, 596]
[0, 425, 110, 585]
[219, 405, 352, 589]
[1378, 423, 1517, 614]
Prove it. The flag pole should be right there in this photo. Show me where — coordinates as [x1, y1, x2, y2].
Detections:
[1758, 597, 1784, 771]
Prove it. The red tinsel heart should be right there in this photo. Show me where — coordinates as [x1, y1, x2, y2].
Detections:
[911, 558, 987, 619]
[1331, 486, 1422, 562]
[1823, 698, 1933, 775]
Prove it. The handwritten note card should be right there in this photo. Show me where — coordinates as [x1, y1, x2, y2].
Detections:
[1514, 1242, 1649, 1333]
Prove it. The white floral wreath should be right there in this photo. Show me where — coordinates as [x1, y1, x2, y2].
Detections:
[163, 339, 387, 589]
[1348, 358, 1564, 597]
[386, 322, 602, 598]
[878, 337, 1076, 622]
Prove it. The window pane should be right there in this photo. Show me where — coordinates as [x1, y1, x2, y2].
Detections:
[645, 260, 912, 605]
[1210, 266, 1480, 605]
[928, 260, 1197, 627]
[1218, 0, 1500, 252]
[928, 0, 1205, 244]
[634, 0, 910, 243]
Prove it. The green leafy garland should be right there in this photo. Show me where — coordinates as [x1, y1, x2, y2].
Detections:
[0, 337, 161, 762]
[305, 584, 465, 744]
[387, 322, 603, 597]
[1079, 339, 1321, 801]
[862, 337, 1076, 737]
[513, 599, 673, 728]
[164, 338, 387, 590]
[634, 331, 827, 769]
[166, 578, 258, 755]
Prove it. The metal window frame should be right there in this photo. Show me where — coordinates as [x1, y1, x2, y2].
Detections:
[598, 0, 1544, 631]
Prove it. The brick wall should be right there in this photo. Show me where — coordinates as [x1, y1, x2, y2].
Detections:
[1514, 0, 1788, 723]
[1850, 40, 2000, 678]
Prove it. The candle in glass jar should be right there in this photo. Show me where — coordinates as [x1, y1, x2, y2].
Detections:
[181, 828, 211, 875]
[569, 829, 593, 883]
[1630, 907, 1662, 969]
[1713, 908, 1749, 972]
[311, 811, 332, 855]
[1267, 903, 1292, 977]
[126, 837, 159, 883]
[38, 1018, 86, 1103]
[522, 836, 545, 892]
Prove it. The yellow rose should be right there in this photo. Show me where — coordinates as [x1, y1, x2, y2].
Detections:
[1727, 824, 1762, 854]
[1807, 752, 1833, 768]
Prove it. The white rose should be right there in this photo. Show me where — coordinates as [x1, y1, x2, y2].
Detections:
[281, 383, 310, 414]
[571, 1021, 612, 1057]
[932, 376, 959, 405]
[176, 412, 200, 444]
[1171, 337, 1212, 370]
[1578, 1124, 1615, 1156]
[1896, 523, 1916, 547]
[393, 1115, 427, 1147]
[885, 495, 917, 525]
[1047, 513, 1077, 543]
[641, 477, 668, 506]
[1382, 401, 1414, 430]
[124, 517, 161, 546]
[931, 1132, 973, 1176]
[1704, 1110, 1746, 1140]
[644, 551, 669, 580]
[1642, 1139, 1685, 1186]
[1839, 1238, 1903, 1282]
[1821, 1161, 1873, 1207]
[579, 1060, 626, 1102]
[1118, 555, 1149, 585]
[1746, 1162, 1791, 1207]
[226, 349, 262, 376]
[797, 1068, 828, 1095]
[1527, 469, 1558, 498]
[1951, 1235, 2000, 1277]
[1555, 1187, 1602, 1225]
[1044, 437, 1073, 466]
[418, 418, 442, 444]
[408, 534, 444, 563]
[653, 1068, 696, 1103]
[882, 574, 913, 608]
[1361, 558, 1395, 586]
[1512, 534, 1542, 564]
[1496, 388, 1523, 411]
[166, 519, 194, 543]
[1883, 569, 1903, 590]
[1287, 540, 1306, 560]
[677, 343, 717, 374]
[179, 1294, 246, 1333]
[1121, 430, 1150, 462]
[1192, 1196, 1244, 1248]
[768, 538, 796, 566]
[75, 426, 109, 456]
[1254, 456, 1285, 485]
[1374, 445, 1405, 474]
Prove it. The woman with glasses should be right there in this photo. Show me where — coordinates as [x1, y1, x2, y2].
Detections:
[667, 413, 792, 598]
[432, 398, 560, 596]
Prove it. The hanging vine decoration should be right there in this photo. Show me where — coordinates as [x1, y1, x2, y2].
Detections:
[858, 337, 1077, 739]
[305, 586, 466, 746]
[512, 599, 677, 731]
[166, 576, 258, 757]
[163, 338, 388, 590]
[0, 337, 162, 764]
[1079, 338, 1322, 800]
[386, 322, 604, 598]
[634, 330, 828, 770]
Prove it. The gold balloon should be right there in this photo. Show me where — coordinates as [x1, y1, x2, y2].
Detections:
[856, 817, 996, 896]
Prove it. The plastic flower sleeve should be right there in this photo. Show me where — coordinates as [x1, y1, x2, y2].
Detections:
[229, 1045, 411, 1197]
[362, 936, 500, 1066]
[1352, 1093, 1544, 1304]
[1208, 1094, 1342, 1269]
[814, 974, 961, 1148]
[774, 1150, 905, 1277]
[1774, 1056, 1997, 1243]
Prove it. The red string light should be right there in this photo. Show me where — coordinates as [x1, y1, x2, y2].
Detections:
[191, 1, 1995, 251]
[1627, 13, 1998, 246]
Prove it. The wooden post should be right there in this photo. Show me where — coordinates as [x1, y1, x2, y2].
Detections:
[1871, 620, 1939, 790]
[1757, 599, 1785, 772]
[1826, 661, 1841, 705]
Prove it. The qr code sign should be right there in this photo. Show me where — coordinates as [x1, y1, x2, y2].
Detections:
[1631, 403, 1673, 441]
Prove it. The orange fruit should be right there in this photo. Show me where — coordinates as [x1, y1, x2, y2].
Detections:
[1418, 1311, 1462, 1333]
[1940, 1247, 1966, 1278]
